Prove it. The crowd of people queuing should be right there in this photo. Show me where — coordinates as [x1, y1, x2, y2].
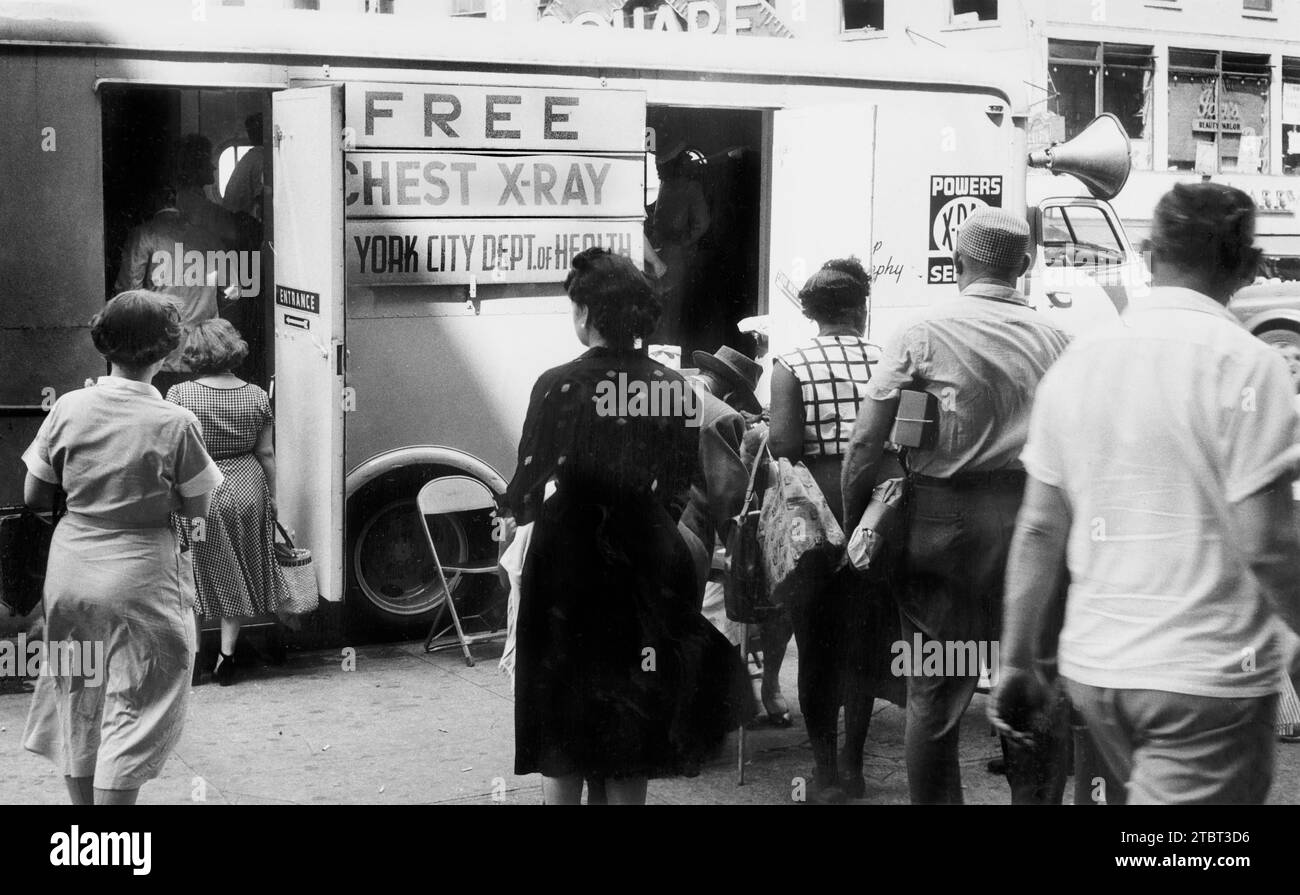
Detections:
[14, 167, 1300, 804]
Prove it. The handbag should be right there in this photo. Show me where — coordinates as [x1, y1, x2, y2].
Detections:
[759, 458, 846, 606]
[273, 520, 319, 618]
[0, 494, 65, 618]
[723, 431, 781, 623]
[497, 520, 534, 690]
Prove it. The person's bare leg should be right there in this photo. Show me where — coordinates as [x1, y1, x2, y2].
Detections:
[605, 777, 647, 805]
[759, 612, 792, 722]
[64, 776, 93, 805]
[94, 787, 139, 805]
[220, 618, 241, 656]
[541, 774, 583, 805]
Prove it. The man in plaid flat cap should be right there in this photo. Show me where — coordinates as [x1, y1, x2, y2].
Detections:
[841, 206, 1072, 804]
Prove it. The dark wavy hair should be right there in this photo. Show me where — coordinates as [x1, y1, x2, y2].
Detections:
[798, 257, 871, 326]
[563, 247, 660, 349]
[90, 290, 182, 368]
[1151, 182, 1257, 278]
[183, 318, 249, 375]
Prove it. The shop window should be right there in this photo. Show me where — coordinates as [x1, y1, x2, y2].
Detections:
[453, 0, 487, 15]
[842, 0, 884, 31]
[951, 0, 996, 22]
[1285, 58, 1300, 176]
[1041, 205, 1125, 270]
[1168, 49, 1270, 175]
[363, 0, 395, 12]
[1048, 41, 1154, 169]
[290, 0, 320, 8]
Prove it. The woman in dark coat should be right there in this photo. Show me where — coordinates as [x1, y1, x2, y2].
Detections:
[506, 247, 753, 805]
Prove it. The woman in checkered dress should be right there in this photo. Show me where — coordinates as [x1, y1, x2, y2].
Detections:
[769, 257, 904, 804]
[167, 319, 278, 686]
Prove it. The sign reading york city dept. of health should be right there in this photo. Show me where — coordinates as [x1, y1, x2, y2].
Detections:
[344, 152, 644, 218]
[346, 83, 646, 152]
[347, 219, 643, 286]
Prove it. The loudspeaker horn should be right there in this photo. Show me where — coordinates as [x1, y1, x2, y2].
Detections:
[1028, 113, 1132, 201]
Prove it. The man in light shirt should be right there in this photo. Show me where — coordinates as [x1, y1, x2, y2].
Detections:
[993, 182, 1300, 804]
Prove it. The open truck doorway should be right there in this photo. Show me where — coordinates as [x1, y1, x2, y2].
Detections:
[645, 105, 763, 365]
[101, 85, 273, 389]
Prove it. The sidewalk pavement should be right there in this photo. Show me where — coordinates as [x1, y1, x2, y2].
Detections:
[1, 639, 1296, 805]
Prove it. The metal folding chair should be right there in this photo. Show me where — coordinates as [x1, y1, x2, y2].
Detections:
[417, 476, 504, 666]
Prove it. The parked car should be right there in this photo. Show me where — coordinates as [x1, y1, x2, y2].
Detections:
[1230, 281, 1300, 350]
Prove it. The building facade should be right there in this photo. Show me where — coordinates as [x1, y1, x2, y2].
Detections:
[1040, 0, 1300, 274]
[173, 0, 1300, 270]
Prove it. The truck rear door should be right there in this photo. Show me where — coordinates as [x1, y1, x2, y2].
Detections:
[271, 85, 346, 603]
[765, 104, 877, 357]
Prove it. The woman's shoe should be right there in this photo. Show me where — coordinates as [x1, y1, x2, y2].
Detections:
[214, 652, 236, 687]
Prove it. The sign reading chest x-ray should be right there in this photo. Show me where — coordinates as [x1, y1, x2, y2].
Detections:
[344, 83, 646, 287]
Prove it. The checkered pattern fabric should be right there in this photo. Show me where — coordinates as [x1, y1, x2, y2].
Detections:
[957, 208, 1030, 270]
[168, 381, 279, 619]
[776, 335, 875, 458]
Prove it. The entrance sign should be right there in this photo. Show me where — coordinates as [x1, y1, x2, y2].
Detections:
[346, 218, 644, 286]
[344, 152, 644, 218]
[346, 83, 645, 151]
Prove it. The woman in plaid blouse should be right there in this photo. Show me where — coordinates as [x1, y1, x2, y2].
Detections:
[769, 258, 902, 804]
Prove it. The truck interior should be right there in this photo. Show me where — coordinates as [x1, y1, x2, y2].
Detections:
[645, 105, 763, 363]
[101, 85, 273, 388]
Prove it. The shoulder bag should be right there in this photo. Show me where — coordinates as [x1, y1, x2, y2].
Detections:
[723, 431, 782, 623]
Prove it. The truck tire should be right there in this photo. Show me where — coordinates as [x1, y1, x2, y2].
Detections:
[1258, 326, 1300, 352]
[344, 450, 506, 637]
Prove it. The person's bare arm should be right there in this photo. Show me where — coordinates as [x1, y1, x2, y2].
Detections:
[1232, 480, 1300, 635]
[23, 473, 58, 511]
[115, 231, 147, 293]
[254, 423, 277, 520]
[990, 475, 1072, 743]
[179, 490, 213, 524]
[1000, 475, 1072, 670]
[768, 363, 804, 462]
[643, 242, 667, 279]
[840, 395, 898, 526]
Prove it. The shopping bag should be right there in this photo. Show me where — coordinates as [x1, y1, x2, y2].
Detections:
[273, 521, 319, 619]
[759, 458, 846, 606]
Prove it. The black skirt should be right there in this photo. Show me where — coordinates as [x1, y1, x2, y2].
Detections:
[513, 487, 755, 780]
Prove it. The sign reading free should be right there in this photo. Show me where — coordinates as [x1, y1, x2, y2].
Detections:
[344, 152, 644, 218]
[346, 83, 646, 151]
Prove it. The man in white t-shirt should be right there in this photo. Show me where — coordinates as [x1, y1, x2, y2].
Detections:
[992, 182, 1300, 804]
